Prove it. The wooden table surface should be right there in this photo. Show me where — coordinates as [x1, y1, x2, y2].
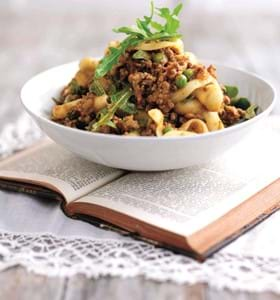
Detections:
[0, 3, 280, 299]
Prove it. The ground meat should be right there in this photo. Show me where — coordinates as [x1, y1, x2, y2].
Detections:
[207, 65, 217, 78]
[219, 105, 245, 126]
[68, 95, 92, 114]
[123, 115, 139, 130]
[107, 47, 189, 114]
[98, 125, 112, 134]
[169, 112, 177, 122]
[223, 95, 231, 105]
[128, 72, 156, 107]
[56, 119, 77, 128]
[57, 94, 98, 128]
[140, 122, 157, 136]
[195, 65, 209, 80]
[114, 115, 140, 133]
[165, 110, 187, 127]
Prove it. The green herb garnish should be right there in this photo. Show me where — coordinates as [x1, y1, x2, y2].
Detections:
[232, 97, 251, 110]
[119, 102, 137, 115]
[225, 85, 239, 99]
[90, 87, 133, 132]
[95, 36, 140, 79]
[70, 80, 88, 96]
[89, 79, 105, 96]
[244, 104, 258, 120]
[108, 83, 117, 95]
[110, 89, 137, 114]
[95, 1, 183, 79]
[163, 126, 173, 134]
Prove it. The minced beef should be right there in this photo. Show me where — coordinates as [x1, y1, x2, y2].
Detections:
[167, 111, 187, 127]
[207, 65, 217, 79]
[58, 95, 97, 128]
[140, 122, 157, 136]
[219, 105, 245, 126]
[114, 115, 140, 134]
[107, 47, 189, 114]
[194, 65, 209, 80]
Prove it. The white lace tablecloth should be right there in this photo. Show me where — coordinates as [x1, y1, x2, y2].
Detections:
[0, 113, 280, 293]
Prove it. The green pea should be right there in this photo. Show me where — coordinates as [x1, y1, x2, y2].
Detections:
[132, 50, 151, 60]
[225, 85, 239, 98]
[152, 52, 167, 64]
[232, 97, 251, 110]
[163, 126, 173, 134]
[175, 74, 188, 88]
[183, 68, 194, 79]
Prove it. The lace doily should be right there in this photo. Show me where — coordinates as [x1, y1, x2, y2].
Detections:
[0, 113, 280, 293]
[0, 113, 43, 159]
[0, 231, 280, 293]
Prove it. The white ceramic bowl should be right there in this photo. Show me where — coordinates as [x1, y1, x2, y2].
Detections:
[21, 61, 275, 171]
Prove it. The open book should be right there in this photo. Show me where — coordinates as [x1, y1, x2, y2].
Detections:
[0, 121, 280, 261]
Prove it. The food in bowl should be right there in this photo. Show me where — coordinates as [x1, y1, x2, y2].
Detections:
[21, 62, 275, 170]
[51, 2, 258, 137]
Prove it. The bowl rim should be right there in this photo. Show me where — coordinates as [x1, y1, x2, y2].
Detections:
[21, 60, 276, 142]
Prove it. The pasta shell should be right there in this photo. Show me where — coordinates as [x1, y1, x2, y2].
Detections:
[183, 52, 199, 64]
[79, 57, 98, 72]
[92, 95, 108, 112]
[148, 109, 164, 136]
[203, 111, 224, 131]
[52, 99, 82, 120]
[171, 76, 214, 103]
[194, 81, 224, 112]
[175, 99, 204, 115]
[180, 119, 208, 134]
[135, 39, 184, 53]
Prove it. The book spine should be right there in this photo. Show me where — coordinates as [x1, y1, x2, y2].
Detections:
[0, 180, 63, 201]
[73, 213, 202, 261]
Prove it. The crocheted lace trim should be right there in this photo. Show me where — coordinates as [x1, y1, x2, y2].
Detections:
[0, 231, 280, 293]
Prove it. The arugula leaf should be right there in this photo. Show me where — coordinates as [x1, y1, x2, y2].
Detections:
[231, 97, 251, 110]
[156, 3, 182, 34]
[144, 31, 181, 41]
[150, 21, 163, 31]
[244, 104, 258, 120]
[89, 79, 105, 96]
[225, 85, 239, 98]
[70, 80, 88, 96]
[173, 3, 183, 16]
[119, 102, 137, 115]
[94, 1, 183, 79]
[106, 120, 117, 129]
[162, 126, 173, 134]
[135, 20, 150, 37]
[135, 0, 154, 36]
[95, 35, 140, 79]
[113, 26, 146, 38]
[90, 87, 133, 132]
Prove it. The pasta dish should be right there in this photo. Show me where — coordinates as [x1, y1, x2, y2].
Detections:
[51, 2, 258, 137]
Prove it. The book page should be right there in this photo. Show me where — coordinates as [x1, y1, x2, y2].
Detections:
[0, 139, 124, 202]
[75, 119, 280, 236]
